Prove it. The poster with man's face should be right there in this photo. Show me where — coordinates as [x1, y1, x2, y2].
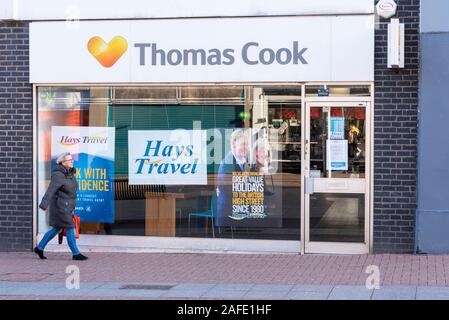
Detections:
[214, 128, 282, 228]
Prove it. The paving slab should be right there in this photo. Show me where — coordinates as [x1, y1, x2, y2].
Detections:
[0, 281, 33, 289]
[84, 288, 129, 297]
[52, 289, 97, 297]
[95, 282, 123, 290]
[250, 284, 294, 292]
[122, 289, 167, 298]
[244, 290, 290, 299]
[2, 287, 95, 297]
[172, 283, 217, 291]
[0, 288, 23, 296]
[371, 286, 417, 300]
[290, 285, 334, 293]
[201, 289, 248, 299]
[212, 283, 255, 291]
[162, 283, 216, 298]
[416, 287, 449, 300]
[327, 286, 374, 300]
[162, 290, 211, 299]
[96, 281, 177, 290]
[287, 291, 331, 300]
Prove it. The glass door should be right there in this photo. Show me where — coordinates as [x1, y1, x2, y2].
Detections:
[252, 87, 302, 243]
[304, 100, 371, 254]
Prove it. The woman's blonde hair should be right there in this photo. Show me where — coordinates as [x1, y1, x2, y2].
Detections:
[251, 138, 271, 166]
[56, 152, 71, 165]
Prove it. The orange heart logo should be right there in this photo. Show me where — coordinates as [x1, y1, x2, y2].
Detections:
[87, 36, 128, 68]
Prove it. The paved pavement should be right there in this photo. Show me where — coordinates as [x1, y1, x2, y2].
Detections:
[1, 251, 449, 299]
[3, 280, 449, 300]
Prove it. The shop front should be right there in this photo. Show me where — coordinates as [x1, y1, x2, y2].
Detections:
[31, 13, 374, 254]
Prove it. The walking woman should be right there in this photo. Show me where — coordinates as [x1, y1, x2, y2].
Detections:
[34, 152, 88, 261]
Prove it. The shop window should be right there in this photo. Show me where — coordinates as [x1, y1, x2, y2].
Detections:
[37, 86, 302, 241]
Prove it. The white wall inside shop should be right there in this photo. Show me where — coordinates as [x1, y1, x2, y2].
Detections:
[0, 0, 374, 20]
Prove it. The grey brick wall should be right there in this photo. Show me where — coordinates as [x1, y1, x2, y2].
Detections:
[373, 0, 420, 253]
[0, 21, 33, 251]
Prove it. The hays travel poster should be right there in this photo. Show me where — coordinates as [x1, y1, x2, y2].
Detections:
[128, 130, 207, 185]
[214, 128, 282, 228]
[51, 126, 116, 223]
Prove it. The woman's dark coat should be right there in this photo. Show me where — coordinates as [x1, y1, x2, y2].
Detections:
[39, 164, 78, 228]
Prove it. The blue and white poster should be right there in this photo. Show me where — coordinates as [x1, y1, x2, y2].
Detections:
[327, 139, 348, 171]
[51, 126, 116, 223]
[330, 117, 345, 140]
[128, 130, 208, 185]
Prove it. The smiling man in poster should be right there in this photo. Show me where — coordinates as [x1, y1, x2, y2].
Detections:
[215, 129, 251, 227]
[215, 129, 282, 230]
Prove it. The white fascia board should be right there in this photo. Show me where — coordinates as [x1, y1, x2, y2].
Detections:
[0, 0, 15, 20]
[0, 0, 374, 21]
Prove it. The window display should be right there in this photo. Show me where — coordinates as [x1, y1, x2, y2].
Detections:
[37, 86, 302, 241]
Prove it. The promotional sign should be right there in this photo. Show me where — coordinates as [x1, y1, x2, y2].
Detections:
[128, 130, 208, 185]
[30, 15, 374, 83]
[215, 128, 282, 228]
[51, 126, 116, 223]
[330, 117, 345, 140]
[327, 139, 348, 171]
[231, 171, 266, 220]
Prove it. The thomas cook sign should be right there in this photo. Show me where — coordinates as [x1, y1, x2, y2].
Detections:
[133, 41, 308, 67]
[30, 16, 374, 83]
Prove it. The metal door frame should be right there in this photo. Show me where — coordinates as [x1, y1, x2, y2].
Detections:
[301, 97, 372, 254]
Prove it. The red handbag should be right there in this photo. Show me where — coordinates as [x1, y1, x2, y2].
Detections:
[62, 214, 80, 239]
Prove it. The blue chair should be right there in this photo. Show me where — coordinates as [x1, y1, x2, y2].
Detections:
[188, 195, 216, 238]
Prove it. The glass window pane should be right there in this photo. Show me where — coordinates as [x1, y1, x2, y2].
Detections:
[309, 193, 365, 243]
[309, 106, 366, 178]
[331, 107, 366, 178]
[37, 85, 302, 242]
[310, 107, 326, 177]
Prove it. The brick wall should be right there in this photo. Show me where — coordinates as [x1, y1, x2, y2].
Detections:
[373, 0, 420, 253]
[0, 21, 33, 251]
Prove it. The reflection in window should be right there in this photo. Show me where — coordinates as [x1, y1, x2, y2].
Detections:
[37, 86, 302, 241]
[309, 107, 366, 178]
